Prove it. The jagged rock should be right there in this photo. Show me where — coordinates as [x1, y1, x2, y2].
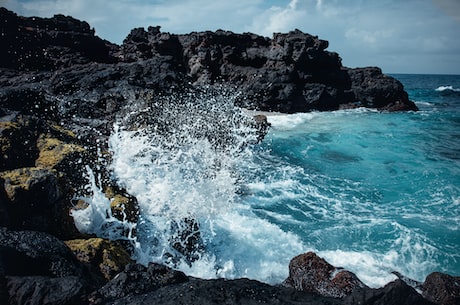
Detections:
[103, 185, 139, 223]
[0, 116, 40, 171]
[343, 279, 435, 305]
[169, 218, 204, 263]
[65, 238, 134, 281]
[423, 272, 460, 305]
[0, 167, 62, 230]
[89, 263, 189, 304]
[103, 277, 340, 305]
[346, 67, 417, 111]
[6, 275, 86, 305]
[1, 7, 417, 116]
[0, 228, 90, 277]
[284, 251, 367, 298]
[0, 228, 104, 304]
[0, 7, 116, 71]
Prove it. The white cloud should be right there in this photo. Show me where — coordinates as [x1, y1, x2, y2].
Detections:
[1, 0, 459, 73]
[248, 0, 310, 36]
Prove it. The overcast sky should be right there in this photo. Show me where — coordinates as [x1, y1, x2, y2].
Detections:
[2, 0, 460, 74]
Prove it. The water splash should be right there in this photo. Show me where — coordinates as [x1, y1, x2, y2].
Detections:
[71, 85, 459, 287]
[72, 87, 303, 283]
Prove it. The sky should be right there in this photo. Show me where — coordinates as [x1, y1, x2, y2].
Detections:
[1, 0, 460, 74]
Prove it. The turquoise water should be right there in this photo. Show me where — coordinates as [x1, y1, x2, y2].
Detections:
[246, 74, 460, 284]
[74, 74, 460, 287]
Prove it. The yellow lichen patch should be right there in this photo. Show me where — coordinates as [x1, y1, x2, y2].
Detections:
[49, 124, 77, 139]
[0, 121, 20, 130]
[104, 186, 139, 223]
[65, 238, 133, 281]
[35, 135, 86, 169]
[0, 167, 59, 202]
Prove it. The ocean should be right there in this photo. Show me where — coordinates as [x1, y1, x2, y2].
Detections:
[72, 74, 460, 288]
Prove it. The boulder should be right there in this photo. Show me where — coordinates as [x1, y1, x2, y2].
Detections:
[65, 238, 134, 281]
[0, 228, 87, 277]
[284, 251, 367, 298]
[0, 116, 40, 171]
[6, 275, 86, 305]
[343, 279, 435, 305]
[423, 272, 460, 305]
[0, 228, 104, 304]
[346, 67, 418, 111]
[103, 185, 139, 224]
[0, 167, 63, 230]
[103, 277, 340, 305]
[89, 262, 189, 304]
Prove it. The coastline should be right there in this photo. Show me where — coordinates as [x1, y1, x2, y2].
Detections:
[1, 7, 458, 305]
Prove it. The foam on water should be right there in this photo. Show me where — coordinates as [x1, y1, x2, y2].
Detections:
[435, 85, 460, 92]
[72, 77, 460, 288]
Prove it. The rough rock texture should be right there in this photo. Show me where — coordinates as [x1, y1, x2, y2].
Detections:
[343, 279, 435, 305]
[65, 238, 134, 281]
[423, 272, 460, 305]
[284, 251, 367, 298]
[0, 228, 104, 305]
[89, 263, 189, 304]
[0, 115, 90, 239]
[1, 8, 417, 120]
[0, 7, 115, 71]
[6, 275, 86, 305]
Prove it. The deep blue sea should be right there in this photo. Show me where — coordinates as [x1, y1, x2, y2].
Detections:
[73, 74, 460, 288]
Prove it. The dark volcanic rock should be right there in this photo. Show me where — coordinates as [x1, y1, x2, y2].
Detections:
[0, 7, 115, 71]
[6, 275, 86, 305]
[343, 279, 435, 305]
[0, 7, 440, 305]
[0, 227, 104, 304]
[346, 67, 417, 111]
[1, 7, 417, 116]
[423, 272, 460, 305]
[103, 277, 340, 305]
[284, 251, 367, 298]
[89, 263, 189, 304]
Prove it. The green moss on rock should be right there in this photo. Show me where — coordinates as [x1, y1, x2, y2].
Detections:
[0, 167, 61, 204]
[35, 135, 86, 169]
[104, 185, 139, 224]
[65, 238, 133, 281]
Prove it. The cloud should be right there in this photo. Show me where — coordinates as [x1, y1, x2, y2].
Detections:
[248, 0, 309, 36]
[1, 0, 459, 73]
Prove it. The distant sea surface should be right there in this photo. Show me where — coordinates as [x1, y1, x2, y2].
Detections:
[75, 74, 460, 288]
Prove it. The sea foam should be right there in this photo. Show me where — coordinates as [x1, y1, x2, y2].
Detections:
[72, 87, 459, 288]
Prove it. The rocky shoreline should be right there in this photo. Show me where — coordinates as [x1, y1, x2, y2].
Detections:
[0, 7, 458, 305]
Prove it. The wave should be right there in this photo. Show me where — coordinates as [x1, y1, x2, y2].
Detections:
[71, 89, 459, 288]
[435, 85, 460, 92]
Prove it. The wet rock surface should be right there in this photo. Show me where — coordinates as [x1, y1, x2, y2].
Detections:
[284, 252, 367, 298]
[422, 272, 460, 305]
